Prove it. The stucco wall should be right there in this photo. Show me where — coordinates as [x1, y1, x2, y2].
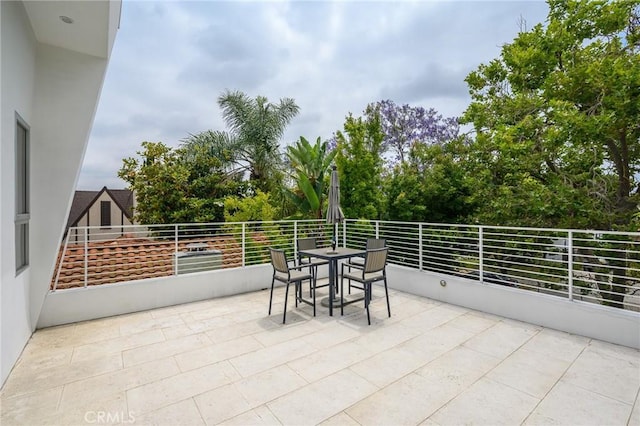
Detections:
[29, 38, 110, 339]
[37, 262, 638, 349]
[0, 0, 37, 387]
[38, 264, 276, 327]
[1, 2, 113, 387]
[386, 265, 640, 349]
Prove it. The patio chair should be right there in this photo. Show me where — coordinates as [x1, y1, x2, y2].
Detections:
[268, 247, 317, 324]
[347, 238, 386, 293]
[297, 237, 329, 295]
[340, 247, 391, 325]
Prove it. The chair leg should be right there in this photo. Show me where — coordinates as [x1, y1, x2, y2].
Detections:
[283, 282, 290, 324]
[340, 272, 344, 316]
[295, 281, 299, 308]
[268, 277, 275, 315]
[384, 277, 391, 318]
[365, 283, 371, 325]
[312, 276, 316, 317]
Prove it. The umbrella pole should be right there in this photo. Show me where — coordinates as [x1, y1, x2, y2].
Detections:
[333, 221, 339, 298]
[332, 223, 337, 250]
[320, 221, 342, 308]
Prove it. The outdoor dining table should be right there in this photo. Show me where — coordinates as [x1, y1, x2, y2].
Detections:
[297, 247, 366, 317]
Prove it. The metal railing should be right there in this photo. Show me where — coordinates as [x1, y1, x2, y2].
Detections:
[52, 220, 334, 290]
[52, 219, 640, 311]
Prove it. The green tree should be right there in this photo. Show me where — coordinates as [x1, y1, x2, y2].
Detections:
[180, 130, 243, 176]
[286, 136, 336, 219]
[223, 190, 277, 223]
[217, 89, 300, 193]
[462, 0, 640, 308]
[334, 106, 384, 219]
[384, 140, 475, 223]
[462, 0, 640, 229]
[118, 141, 238, 224]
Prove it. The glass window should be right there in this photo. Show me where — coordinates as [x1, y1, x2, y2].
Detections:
[101, 200, 111, 228]
[15, 115, 29, 273]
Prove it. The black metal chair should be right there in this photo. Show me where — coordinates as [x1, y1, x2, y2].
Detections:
[297, 237, 329, 295]
[340, 247, 391, 325]
[268, 248, 316, 324]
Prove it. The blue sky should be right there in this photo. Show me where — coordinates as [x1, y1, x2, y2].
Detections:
[78, 0, 549, 190]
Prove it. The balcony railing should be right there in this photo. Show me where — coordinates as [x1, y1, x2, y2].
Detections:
[53, 219, 640, 312]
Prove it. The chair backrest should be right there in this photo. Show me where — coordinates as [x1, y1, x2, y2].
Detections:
[269, 248, 289, 275]
[364, 247, 388, 274]
[297, 237, 317, 251]
[366, 238, 386, 250]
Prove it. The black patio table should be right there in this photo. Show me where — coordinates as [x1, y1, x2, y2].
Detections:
[297, 247, 366, 317]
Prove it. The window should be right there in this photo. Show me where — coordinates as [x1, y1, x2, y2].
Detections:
[101, 201, 111, 228]
[15, 115, 29, 273]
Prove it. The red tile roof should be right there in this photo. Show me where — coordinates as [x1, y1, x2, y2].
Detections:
[51, 235, 246, 290]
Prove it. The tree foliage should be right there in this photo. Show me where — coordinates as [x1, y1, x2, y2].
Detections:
[217, 90, 300, 193]
[383, 140, 475, 223]
[180, 130, 243, 175]
[334, 106, 384, 220]
[376, 99, 460, 165]
[224, 190, 277, 223]
[118, 141, 240, 224]
[462, 0, 640, 229]
[286, 136, 336, 219]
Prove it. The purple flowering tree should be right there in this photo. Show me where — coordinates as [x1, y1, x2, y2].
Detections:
[373, 100, 460, 165]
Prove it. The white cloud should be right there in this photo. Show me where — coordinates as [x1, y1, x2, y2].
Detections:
[78, 0, 549, 190]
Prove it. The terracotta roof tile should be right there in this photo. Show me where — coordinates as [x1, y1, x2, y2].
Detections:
[51, 235, 251, 290]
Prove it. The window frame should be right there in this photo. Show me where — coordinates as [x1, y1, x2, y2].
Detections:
[15, 113, 30, 274]
[100, 200, 112, 229]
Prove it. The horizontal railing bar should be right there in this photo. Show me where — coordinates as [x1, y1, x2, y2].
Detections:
[56, 219, 640, 315]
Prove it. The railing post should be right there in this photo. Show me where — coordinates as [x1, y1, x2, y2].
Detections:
[293, 221, 298, 257]
[568, 230, 573, 301]
[375, 221, 379, 239]
[83, 228, 88, 288]
[419, 223, 423, 271]
[478, 226, 484, 283]
[242, 223, 246, 267]
[342, 220, 346, 247]
[53, 229, 72, 291]
[174, 224, 179, 275]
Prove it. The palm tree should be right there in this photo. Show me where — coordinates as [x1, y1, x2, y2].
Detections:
[180, 130, 242, 176]
[286, 136, 336, 219]
[218, 90, 300, 192]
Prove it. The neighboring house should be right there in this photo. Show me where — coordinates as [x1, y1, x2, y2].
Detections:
[65, 187, 136, 242]
[1, 0, 120, 387]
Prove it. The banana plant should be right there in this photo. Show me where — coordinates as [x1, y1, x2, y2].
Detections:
[286, 136, 336, 219]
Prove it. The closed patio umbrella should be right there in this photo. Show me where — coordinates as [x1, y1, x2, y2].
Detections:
[326, 164, 344, 250]
[320, 164, 345, 308]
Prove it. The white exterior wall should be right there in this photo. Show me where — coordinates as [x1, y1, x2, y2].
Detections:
[0, 1, 118, 387]
[38, 265, 275, 327]
[386, 265, 640, 349]
[29, 42, 110, 324]
[0, 0, 36, 388]
[37, 263, 639, 349]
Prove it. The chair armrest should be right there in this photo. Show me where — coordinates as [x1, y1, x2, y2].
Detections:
[341, 261, 364, 277]
[289, 264, 312, 272]
[343, 261, 365, 270]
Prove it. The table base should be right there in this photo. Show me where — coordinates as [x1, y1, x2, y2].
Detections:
[320, 296, 343, 308]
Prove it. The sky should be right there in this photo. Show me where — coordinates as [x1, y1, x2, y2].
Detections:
[77, 0, 550, 190]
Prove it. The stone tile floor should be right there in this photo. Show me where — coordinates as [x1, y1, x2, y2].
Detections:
[1, 283, 639, 425]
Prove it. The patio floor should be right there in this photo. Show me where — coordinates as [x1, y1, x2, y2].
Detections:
[1, 283, 639, 425]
